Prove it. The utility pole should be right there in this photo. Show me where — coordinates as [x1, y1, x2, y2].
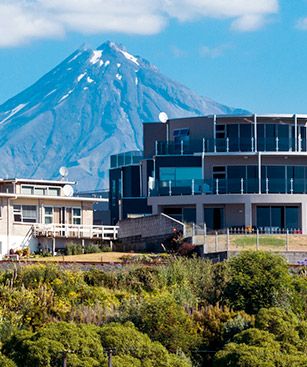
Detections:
[62, 352, 67, 367]
[106, 349, 113, 367]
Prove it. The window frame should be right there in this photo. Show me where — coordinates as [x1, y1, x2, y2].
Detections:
[13, 205, 38, 223]
[72, 207, 82, 225]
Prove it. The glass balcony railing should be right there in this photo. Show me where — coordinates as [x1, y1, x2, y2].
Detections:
[155, 137, 307, 155]
[110, 151, 143, 168]
[149, 177, 307, 196]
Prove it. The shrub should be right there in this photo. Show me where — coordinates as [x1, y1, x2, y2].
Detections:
[99, 322, 192, 367]
[4, 322, 105, 367]
[225, 252, 294, 313]
[65, 242, 83, 255]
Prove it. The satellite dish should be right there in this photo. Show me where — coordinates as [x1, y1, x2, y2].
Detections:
[159, 112, 168, 123]
[63, 184, 74, 197]
[59, 166, 68, 178]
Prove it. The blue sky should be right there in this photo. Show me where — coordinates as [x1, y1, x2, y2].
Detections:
[0, 1, 307, 113]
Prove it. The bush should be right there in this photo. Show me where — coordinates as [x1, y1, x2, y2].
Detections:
[125, 292, 201, 354]
[100, 322, 192, 367]
[225, 251, 294, 313]
[84, 244, 102, 254]
[177, 243, 197, 257]
[4, 322, 105, 367]
[65, 243, 83, 255]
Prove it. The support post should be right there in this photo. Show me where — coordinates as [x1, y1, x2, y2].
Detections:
[254, 114, 257, 152]
[258, 152, 261, 194]
[52, 238, 56, 256]
[244, 201, 252, 228]
[213, 115, 217, 153]
[256, 229, 259, 250]
[215, 231, 218, 252]
[294, 114, 298, 152]
[196, 203, 204, 225]
[226, 228, 230, 251]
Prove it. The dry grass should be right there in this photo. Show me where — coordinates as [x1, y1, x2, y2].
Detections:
[27, 252, 141, 263]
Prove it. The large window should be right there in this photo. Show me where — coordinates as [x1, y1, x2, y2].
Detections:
[13, 205, 37, 223]
[159, 167, 202, 182]
[173, 128, 190, 146]
[256, 206, 300, 230]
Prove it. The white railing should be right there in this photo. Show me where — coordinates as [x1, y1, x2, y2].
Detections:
[32, 223, 118, 240]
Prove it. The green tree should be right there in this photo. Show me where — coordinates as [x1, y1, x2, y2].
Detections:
[99, 322, 192, 367]
[0, 354, 16, 367]
[213, 328, 307, 367]
[124, 292, 200, 354]
[4, 322, 105, 367]
[225, 251, 293, 313]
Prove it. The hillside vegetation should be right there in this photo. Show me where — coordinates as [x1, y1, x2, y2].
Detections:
[0, 252, 305, 366]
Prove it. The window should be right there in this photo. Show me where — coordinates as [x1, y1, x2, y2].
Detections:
[256, 206, 300, 230]
[159, 167, 202, 182]
[173, 128, 190, 148]
[48, 187, 60, 196]
[21, 186, 33, 195]
[72, 208, 81, 225]
[20, 185, 61, 196]
[213, 166, 226, 180]
[34, 187, 46, 195]
[44, 207, 53, 224]
[216, 125, 225, 139]
[13, 205, 37, 223]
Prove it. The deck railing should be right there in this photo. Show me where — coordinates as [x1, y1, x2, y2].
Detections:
[150, 177, 307, 196]
[32, 223, 119, 240]
[155, 137, 307, 155]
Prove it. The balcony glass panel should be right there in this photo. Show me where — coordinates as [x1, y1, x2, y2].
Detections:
[110, 151, 143, 168]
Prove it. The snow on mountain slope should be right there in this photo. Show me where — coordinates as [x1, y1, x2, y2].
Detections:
[0, 41, 248, 190]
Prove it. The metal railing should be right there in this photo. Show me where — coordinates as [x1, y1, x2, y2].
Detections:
[32, 223, 119, 240]
[155, 137, 306, 155]
[150, 177, 307, 196]
[189, 226, 305, 256]
[110, 151, 143, 168]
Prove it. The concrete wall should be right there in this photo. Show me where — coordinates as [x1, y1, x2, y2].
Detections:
[117, 213, 184, 252]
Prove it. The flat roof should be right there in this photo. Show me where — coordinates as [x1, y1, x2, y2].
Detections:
[147, 113, 307, 124]
[0, 178, 76, 185]
[0, 192, 107, 202]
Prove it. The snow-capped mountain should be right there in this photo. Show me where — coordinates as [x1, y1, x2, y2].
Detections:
[0, 41, 248, 190]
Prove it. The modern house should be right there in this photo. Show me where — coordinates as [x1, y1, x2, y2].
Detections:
[109, 114, 307, 234]
[0, 178, 117, 257]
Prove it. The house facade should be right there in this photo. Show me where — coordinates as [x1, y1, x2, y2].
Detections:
[0, 178, 116, 257]
[109, 114, 307, 233]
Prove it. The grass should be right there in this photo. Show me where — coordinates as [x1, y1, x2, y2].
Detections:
[232, 235, 285, 248]
[26, 252, 143, 263]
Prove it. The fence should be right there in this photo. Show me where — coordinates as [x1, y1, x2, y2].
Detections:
[186, 224, 307, 254]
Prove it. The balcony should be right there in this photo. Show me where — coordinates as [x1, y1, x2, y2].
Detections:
[110, 151, 143, 169]
[32, 223, 118, 240]
[155, 137, 306, 155]
[149, 178, 307, 196]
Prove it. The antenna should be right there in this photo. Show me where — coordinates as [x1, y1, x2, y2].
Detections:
[59, 166, 68, 181]
[159, 112, 168, 123]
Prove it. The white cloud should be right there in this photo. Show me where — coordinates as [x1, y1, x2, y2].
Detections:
[0, 3, 63, 47]
[296, 17, 307, 30]
[0, 0, 279, 47]
[199, 44, 232, 58]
